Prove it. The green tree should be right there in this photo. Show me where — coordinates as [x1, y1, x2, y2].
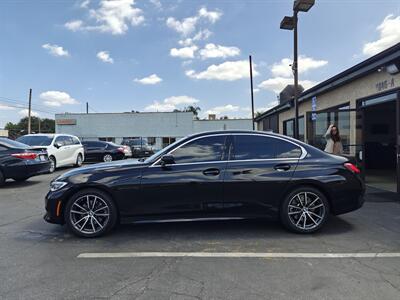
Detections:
[4, 117, 55, 139]
[184, 106, 201, 119]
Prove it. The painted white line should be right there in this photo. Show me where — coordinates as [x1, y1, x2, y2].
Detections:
[77, 252, 400, 259]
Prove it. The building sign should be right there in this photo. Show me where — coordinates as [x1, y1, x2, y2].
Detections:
[311, 96, 317, 121]
[56, 119, 77, 125]
[375, 78, 395, 92]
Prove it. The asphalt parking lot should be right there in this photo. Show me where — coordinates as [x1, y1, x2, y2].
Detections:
[0, 168, 400, 299]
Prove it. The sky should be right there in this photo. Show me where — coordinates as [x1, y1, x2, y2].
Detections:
[0, 0, 400, 127]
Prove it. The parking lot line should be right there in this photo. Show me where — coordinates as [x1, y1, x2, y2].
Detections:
[77, 252, 400, 259]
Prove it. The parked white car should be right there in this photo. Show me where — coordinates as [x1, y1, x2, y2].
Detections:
[17, 134, 85, 173]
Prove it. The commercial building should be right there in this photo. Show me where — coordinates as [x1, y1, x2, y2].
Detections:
[256, 42, 400, 194]
[0, 129, 8, 137]
[55, 111, 252, 150]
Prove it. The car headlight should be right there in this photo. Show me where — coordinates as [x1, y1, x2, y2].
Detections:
[50, 181, 67, 192]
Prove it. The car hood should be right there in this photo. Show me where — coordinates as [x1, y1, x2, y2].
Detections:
[56, 159, 148, 180]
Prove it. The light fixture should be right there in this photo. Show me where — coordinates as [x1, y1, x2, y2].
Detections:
[280, 16, 295, 30]
[294, 0, 315, 12]
[386, 63, 400, 75]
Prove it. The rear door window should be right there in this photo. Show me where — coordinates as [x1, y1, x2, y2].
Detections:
[232, 135, 302, 160]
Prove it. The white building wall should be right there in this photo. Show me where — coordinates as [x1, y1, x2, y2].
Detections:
[55, 112, 253, 147]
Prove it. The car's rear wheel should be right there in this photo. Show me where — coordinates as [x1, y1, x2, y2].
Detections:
[103, 154, 113, 162]
[49, 156, 56, 173]
[280, 187, 329, 234]
[65, 189, 117, 238]
[75, 154, 83, 167]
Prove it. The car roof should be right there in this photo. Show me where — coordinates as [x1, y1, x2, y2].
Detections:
[22, 133, 77, 138]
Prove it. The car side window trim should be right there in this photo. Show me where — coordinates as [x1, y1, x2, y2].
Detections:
[149, 133, 307, 167]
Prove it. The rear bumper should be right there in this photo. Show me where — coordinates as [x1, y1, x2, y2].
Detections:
[26, 161, 51, 177]
[330, 176, 366, 215]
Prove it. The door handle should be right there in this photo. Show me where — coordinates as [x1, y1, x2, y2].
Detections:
[274, 164, 291, 172]
[203, 168, 220, 176]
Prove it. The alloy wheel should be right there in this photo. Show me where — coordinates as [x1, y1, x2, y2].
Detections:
[49, 157, 56, 173]
[287, 191, 326, 231]
[69, 195, 110, 235]
[76, 154, 83, 167]
[103, 154, 112, 162]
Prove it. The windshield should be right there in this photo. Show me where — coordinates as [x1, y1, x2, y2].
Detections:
[131, 139, 148, 146]
[17, 135, 53, 146]
[144, 138, 183, 163]
[0, 138, 29, 149]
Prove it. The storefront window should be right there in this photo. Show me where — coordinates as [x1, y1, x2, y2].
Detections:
[283, 117, 304, 141]
[283, 119, 294, 137]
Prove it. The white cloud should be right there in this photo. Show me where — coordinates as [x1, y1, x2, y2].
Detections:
[19, 109, 39, 117]
[149, 0, 162, 9]
[0, 104, 16, 110]
[65, 0, 144, 35]
[363, 14, 400, 56]
[39, 91, 79, 107]
[206, 104, 239, 115]
[42, 44, 70, 57]
[65, 20, 84, 31]
[170, 46, 198, 59]
[80, 0, 90, 8]
[186, 60, 258, 81]
[166, 16, 198, 36]
[258, 77, 317, 93]
[145, 95, 200, 112]
[134, 74, 162, 85]
[271, 56, 328, 77]
[199, 43, 240, 59]
[166, 7, 222, 36]
[96, 51, 114, 63]
[178, 29, 212, 46]
[198, 7, 222, 23]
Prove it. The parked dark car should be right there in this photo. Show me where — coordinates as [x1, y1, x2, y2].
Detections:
[0, 138, 50, 186]
[82, 141, 125, 162]
[122, 138, 154, 158]
[45, 131, 365, 238]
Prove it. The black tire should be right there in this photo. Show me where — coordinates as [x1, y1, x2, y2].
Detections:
[49, 156, 56, 173]
[280, 186, 329, 234]
[64, 189, 117, 238]
[12, 177, 29, 182]
[0, 170, 5, 187]
[75, 153, 83, 167]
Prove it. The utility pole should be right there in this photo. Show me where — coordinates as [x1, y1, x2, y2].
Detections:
[249, 55, 255, 130]
[38, 118, 41, 133]
[86, 102, 89, 114]
[28, 88, 32, 134]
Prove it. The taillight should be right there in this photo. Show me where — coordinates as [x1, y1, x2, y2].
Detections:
[344, 162, 360, 174]
[11, 152, 38, 160]
[117, 147, 124, 153]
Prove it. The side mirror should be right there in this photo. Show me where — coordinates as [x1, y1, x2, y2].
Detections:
[54, 142, 62, 149]
[160, 154, 175, 166]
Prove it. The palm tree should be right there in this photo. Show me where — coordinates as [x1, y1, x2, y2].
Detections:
[184, 106, 201, 118]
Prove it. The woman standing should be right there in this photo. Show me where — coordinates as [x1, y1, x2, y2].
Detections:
[324, 124, 343, 155]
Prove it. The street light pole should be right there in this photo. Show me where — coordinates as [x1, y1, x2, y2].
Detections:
[280, 0, 314, 140]
[293, 11, 299, 140]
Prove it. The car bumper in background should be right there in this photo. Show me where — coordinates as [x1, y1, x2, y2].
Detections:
[26, 160, 51, 177]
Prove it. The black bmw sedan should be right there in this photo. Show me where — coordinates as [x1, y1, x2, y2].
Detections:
[0, 138, 50, 186]
[44, 131, 365, 237]
[82, 141, 125, 162]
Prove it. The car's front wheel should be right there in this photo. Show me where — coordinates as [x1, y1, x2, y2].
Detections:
[280, 187, 329, 234]
[103, 154, 113, 162]
[65, 189, 117, 238]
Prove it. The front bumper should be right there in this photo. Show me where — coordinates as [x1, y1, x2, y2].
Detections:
[44, 188, 69, 225]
